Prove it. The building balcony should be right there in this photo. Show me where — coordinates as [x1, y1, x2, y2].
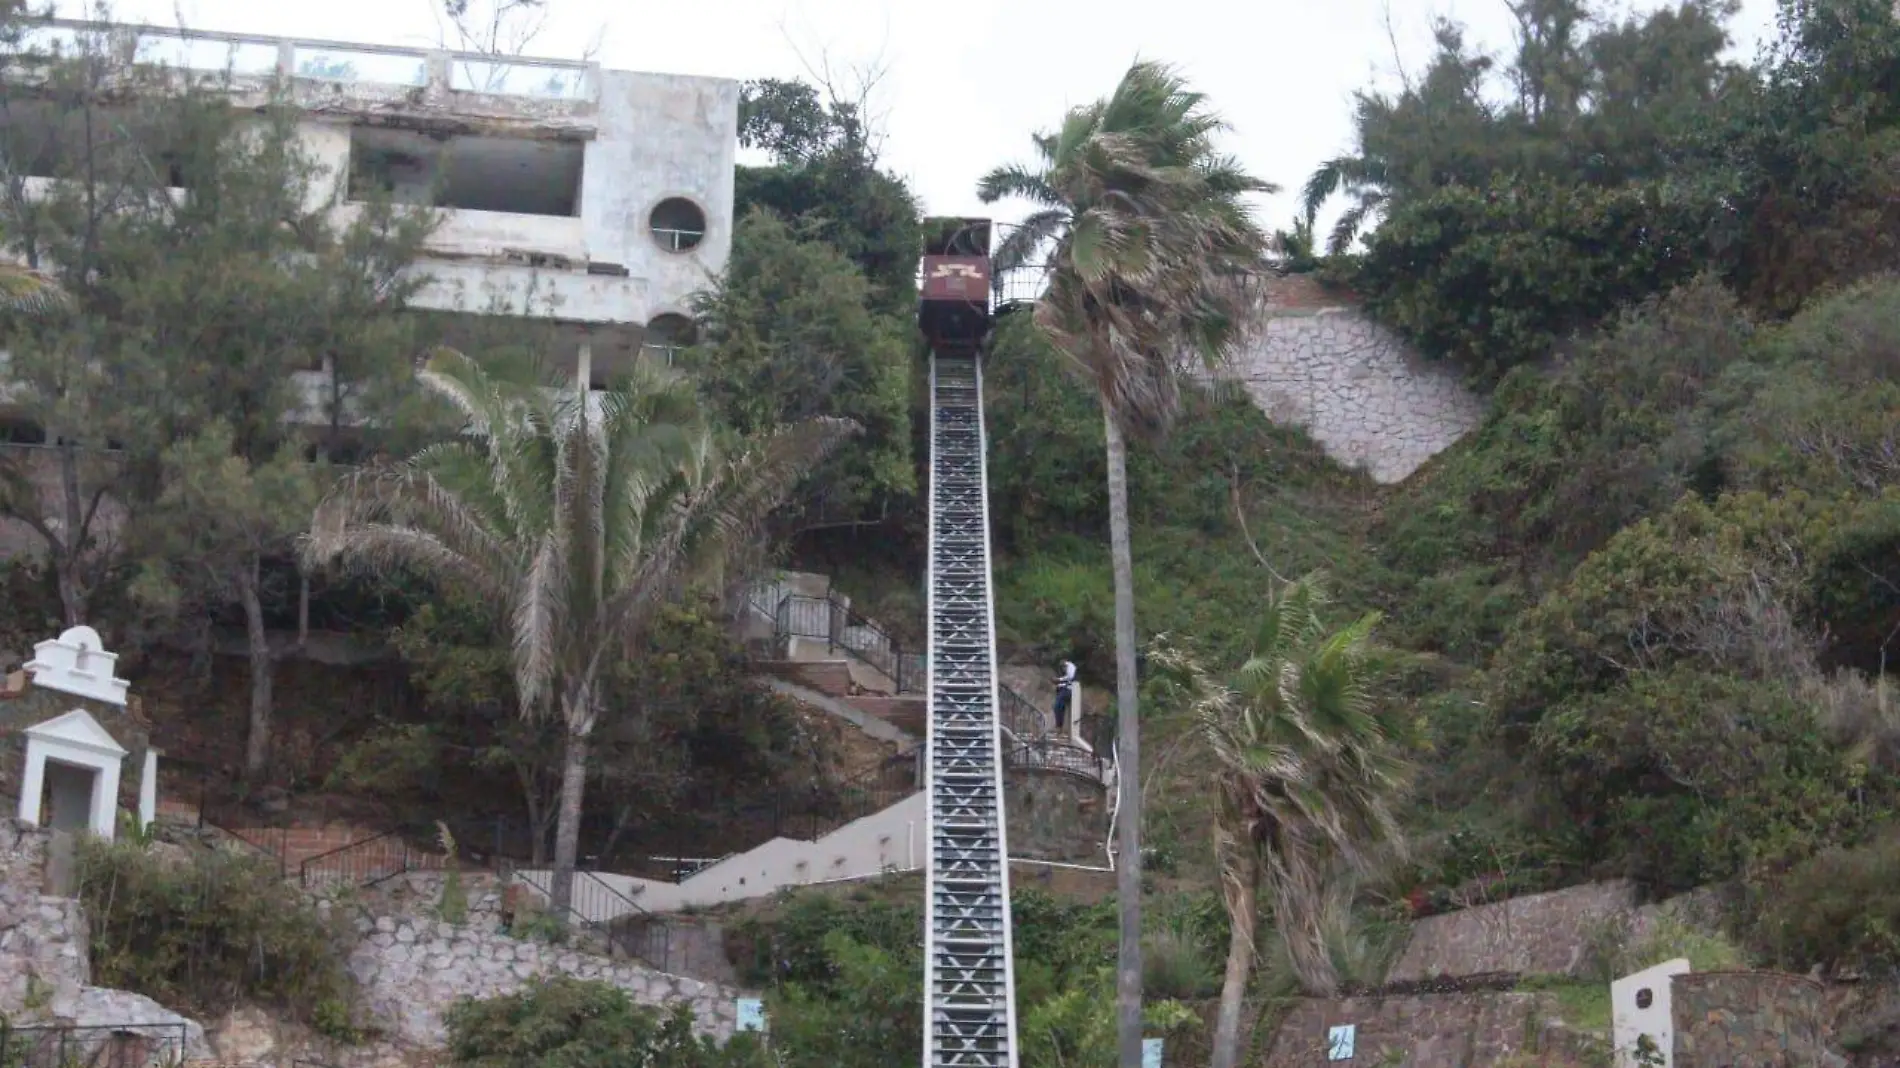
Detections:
[12, 19, 601, 135]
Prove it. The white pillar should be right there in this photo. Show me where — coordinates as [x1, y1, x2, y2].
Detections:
[139, 749, 158, 831]
[91, 756, 122, 840]
[576, 342, 593, 391]
[1069, 684, 1085, 748]
[16, 743, 45, 825]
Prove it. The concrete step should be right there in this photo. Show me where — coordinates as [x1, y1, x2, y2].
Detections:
[758, 659, 858, 698]
[847, 695, 928, 736]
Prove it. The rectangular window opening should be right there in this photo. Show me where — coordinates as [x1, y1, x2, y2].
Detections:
[347, 126, 582, 217]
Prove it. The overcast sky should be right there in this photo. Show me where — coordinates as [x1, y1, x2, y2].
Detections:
[72, 0, 1780, 233]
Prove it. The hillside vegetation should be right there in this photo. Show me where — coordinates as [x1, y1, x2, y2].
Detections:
[3, 0, 1900, 1064]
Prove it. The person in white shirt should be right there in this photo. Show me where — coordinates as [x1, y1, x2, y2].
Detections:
[1051, 659, 1078, 736]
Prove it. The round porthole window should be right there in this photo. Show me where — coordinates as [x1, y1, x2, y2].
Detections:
[1635, 988, 1653, 1009]
[643, 313, 697, 365]
[649, 198, 706, 252]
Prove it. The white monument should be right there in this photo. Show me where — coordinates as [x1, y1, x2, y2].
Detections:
[1612, 957, 1691, 1068]
[12, 625, 153, 839]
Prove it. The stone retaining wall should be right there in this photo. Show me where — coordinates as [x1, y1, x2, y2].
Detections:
[1224, 276, 1482, 484]
[0, 820, 89, 1022]
[1390, 880, 1636, 981]
[1673, 971, 1829, 1068]
[345, 909, 747, 1048]
[1263, 991, 1574, 1067]
[1005, 766, 1108, 865]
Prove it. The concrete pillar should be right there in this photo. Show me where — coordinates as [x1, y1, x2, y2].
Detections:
[90, 755, 122, 840]
[138, 749, 158, 831]
[16, 747, 44, 825]
[576, 342, 592, 391]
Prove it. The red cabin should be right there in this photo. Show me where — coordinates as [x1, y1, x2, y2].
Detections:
[918, 217, 993, 350]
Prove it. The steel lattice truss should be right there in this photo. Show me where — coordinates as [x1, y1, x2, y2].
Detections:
[922, 354, 1019, 1068]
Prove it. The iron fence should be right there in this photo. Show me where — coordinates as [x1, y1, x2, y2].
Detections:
[755, 585, 924, 694]
[614, 748, 922, 882]
[504, 866, 680, 974]
[1003, 738, 1110, 783]
[299, 830, 416, 890]
[0, 1022, 190, 1068]
[187, 764, 291, 877]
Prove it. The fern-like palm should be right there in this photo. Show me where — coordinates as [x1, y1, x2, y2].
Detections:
[1152, 575, 1412, 1068]
[305, 351, 854, 910]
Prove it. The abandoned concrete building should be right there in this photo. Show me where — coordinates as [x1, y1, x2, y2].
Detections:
[0, 19, 741, 557]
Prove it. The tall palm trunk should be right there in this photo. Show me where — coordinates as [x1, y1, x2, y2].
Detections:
[549, 691, 593, 914]
[1210, 836, 1258, 1068]
[1104, 405, 1145, 1068]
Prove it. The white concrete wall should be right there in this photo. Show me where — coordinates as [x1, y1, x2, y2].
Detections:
[520, 791, 925, 919]
[304, 67, 738, 327]
[583, 70, 739, 320]
[1612, 958, 1690, 1068]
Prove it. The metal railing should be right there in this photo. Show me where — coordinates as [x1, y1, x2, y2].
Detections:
[753, 584, 925, 694]
[0, 1022, 190, 1067]
[507, 866, 679, 974]
[613, 748, 922, 882]
[1003, 738, 1111, 783]
[12, 18, 599, 103]
[190, 767, 292, 878]
[299, 830, 422, 890]
[997, 683, 1114, 786]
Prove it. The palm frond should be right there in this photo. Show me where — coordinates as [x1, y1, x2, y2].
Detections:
[992, 208, 1067, 278]
[976, 163, 1064, 208]
[0, 264, 71, 318]
[512, 532, 567, 718]
[1161, 574, 1413, 996]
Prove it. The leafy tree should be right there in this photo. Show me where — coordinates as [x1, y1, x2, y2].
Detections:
[136, 428, 323, 780]
[686, 209, 913, 515]
[736, 77, 921, 315]
[1150, 577, 1412, 1068]
[978, 61, 1272, 1066]
[305, 351, 852, 911]
[0, 27, 431, 783]
[1359, 175, 1714, 384]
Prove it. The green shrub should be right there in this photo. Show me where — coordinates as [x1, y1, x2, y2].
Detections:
[1142, 919, 1221, 1000]
[1359, 176, 1717, 386]
[1584, 910, 1747, 983]
[1750, 836, 1900, 976]
[444, 977, 770, 1066]
[77, 838, 354, 1028]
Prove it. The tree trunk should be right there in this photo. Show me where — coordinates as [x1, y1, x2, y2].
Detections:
[549, 712, 591, 914]
[239, 556, 274, 783]
[1210, 847, 1258, 1068]
[1104, 406, 1145, 1068]
[54, 439, 85, 626]
[516, 762, 549, 866]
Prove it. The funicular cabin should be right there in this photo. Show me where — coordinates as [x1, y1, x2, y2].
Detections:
[919, 217, 993, 350]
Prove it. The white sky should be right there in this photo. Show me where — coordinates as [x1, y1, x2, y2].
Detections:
[73, 0, 1780, 234]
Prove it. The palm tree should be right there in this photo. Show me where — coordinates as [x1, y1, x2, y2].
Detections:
[0, 262, 69, 317]
[305, 350, 853, 911]
[977, 61, 1273, 1067]
[1298, 155, 1390, 255]
[1150, 576, 1413, 1068]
